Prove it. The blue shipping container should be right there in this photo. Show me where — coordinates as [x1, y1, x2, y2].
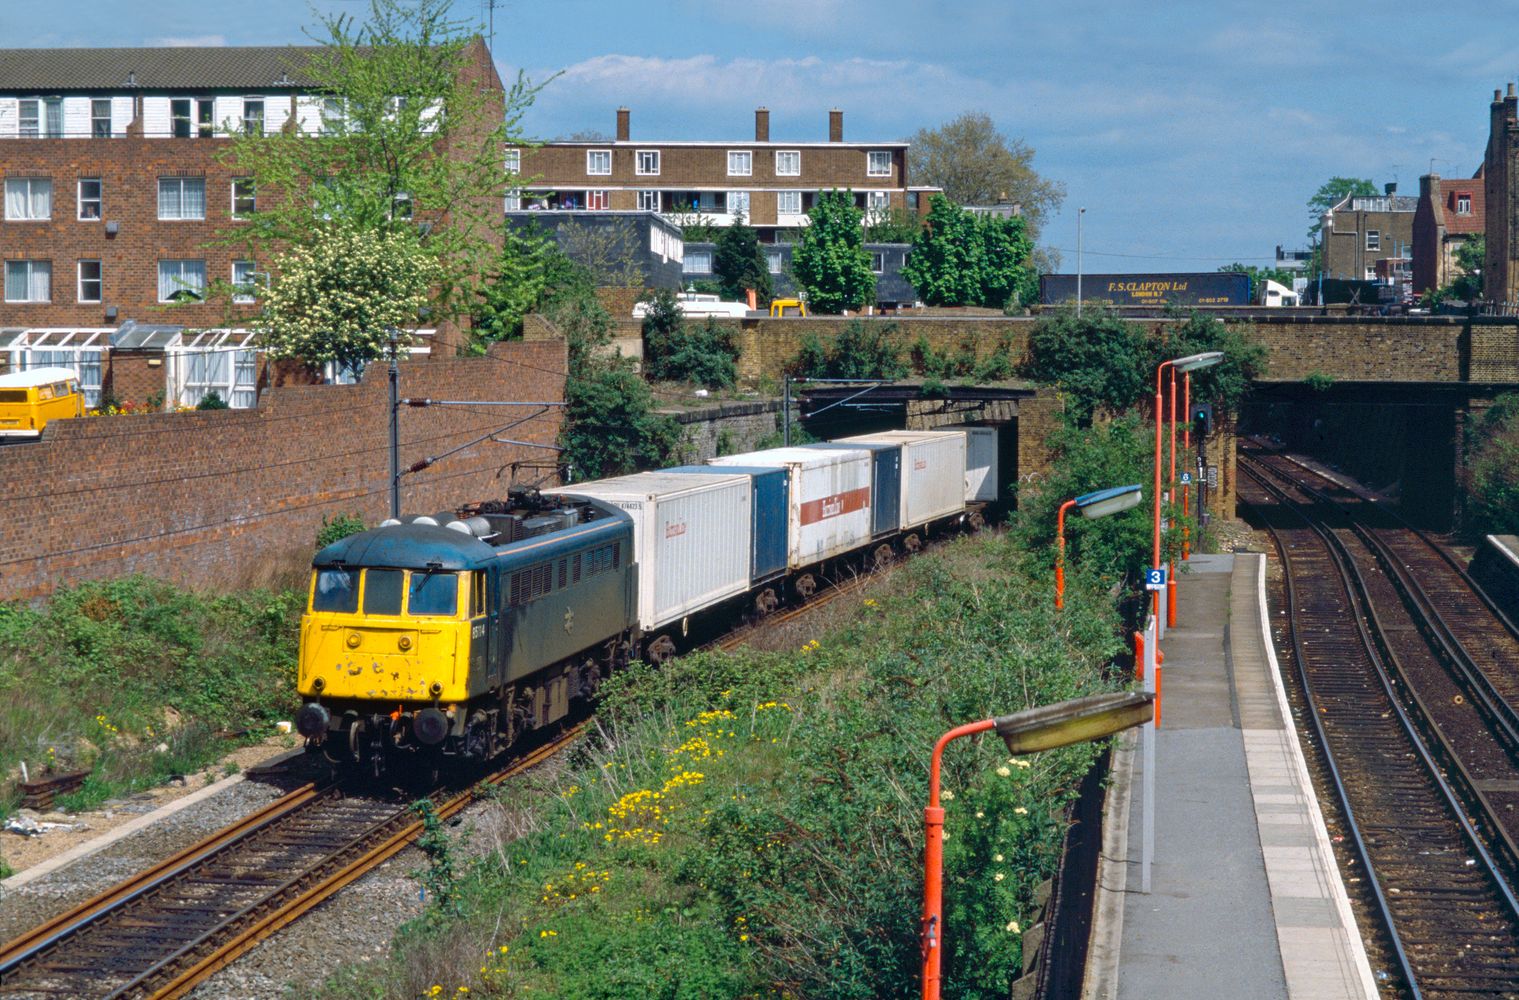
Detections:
[662, 465, 789, 583]
[803, 443, 901, 538]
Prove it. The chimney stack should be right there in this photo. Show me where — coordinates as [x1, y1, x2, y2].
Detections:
[615, 107, 630, 142]
[1509, 82, 1516, 98]
[1384, 182, 1397, 196]
[755, 107, 770, 142]
[828, 108, 843, 143]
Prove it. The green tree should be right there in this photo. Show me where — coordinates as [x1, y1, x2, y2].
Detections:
[253, 222, 443, 371]
[712, 215, 773, 305]
[222, 0, 539, 363]
[1158, 311, 1269, 413]
[1020, 306, 1152, 423]
[471, 223, 586, 343]
[902, 195, 982, 306]
[977, 212, 1039, 309]
[1450, 235, 1485, 301]
[792, 190, 876, 314]
[1306, 177, 1377, 240]
[907, 112, 1065, 241]
[555, 291, 679, 480]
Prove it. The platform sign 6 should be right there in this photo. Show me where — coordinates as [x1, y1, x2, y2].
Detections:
[1180, 472, 1193, 485]
[1145, 568, 1167, 590]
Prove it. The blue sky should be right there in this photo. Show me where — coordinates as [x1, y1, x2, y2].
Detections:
[7, 1, 1513, 272]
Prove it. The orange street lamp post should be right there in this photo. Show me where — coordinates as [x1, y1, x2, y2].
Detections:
[1153, 352, 1223, 628]
[1055, 485, 1144, 609]
[920, 692, 1156, 1000]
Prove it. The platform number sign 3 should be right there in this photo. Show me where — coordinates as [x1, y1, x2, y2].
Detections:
[1145, 568, 1167, 590]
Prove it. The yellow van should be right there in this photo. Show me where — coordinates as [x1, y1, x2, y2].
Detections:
[0, 367, 84, 439]
[769, 298, 808, 317]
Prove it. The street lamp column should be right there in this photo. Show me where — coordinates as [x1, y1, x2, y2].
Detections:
[1055, 485, 1143, 610]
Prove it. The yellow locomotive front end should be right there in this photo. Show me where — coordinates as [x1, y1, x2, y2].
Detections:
[295, 561, 488, 763]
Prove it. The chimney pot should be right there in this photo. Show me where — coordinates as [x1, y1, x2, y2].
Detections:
[1509, 82, 1516, 98]
[615, 106, 630, 142]
[828, 108, 843, 143]
[755, 106, 770, 142]
[1496, 89, 1503, 102]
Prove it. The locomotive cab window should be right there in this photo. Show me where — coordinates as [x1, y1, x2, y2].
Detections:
[408, 570, 458, 617]
[363, 569, 405, 616]
[470, 572, 486, 617]
[312, 568, 359, 613]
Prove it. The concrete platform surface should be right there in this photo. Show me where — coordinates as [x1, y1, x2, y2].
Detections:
[1082, 553, 1377, 1000]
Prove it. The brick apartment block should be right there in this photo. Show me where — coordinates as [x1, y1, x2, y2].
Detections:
[0, 41, 503, 407]
[511, 107, 939, 241]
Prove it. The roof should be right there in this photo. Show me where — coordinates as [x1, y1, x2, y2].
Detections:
[0, 366, 78, 387]
[110, 321, 184, 350]
[531, 140, 909, 150]
[315, 523, 495, 571]
[0, 46, 323, 92]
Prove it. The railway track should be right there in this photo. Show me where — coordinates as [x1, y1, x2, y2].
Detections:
[0, 731, 576, 1000]
[1240, 450, 1519, 998]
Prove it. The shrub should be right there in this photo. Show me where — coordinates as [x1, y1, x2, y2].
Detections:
[641, 289, 740, 389]
[195, 391, 229, 410]
[792, 320, 909, 380]
[316, 513, 366, 551]
[1021, 306, 1151, 424]
[1465, 393, 1519, 535]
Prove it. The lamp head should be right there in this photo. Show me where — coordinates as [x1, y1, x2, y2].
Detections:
[1074, 484, 1143, 519]
[993, 692, 1155, 753]
[1172, 351, 1225, 372]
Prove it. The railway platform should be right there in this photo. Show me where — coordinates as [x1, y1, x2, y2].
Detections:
[1083, 552, 1379, 1000]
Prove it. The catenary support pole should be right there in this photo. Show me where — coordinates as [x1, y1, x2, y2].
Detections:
[388, 330, 400, 521]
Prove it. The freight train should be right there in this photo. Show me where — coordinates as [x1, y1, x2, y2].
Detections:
[294, 428, 1004, 774]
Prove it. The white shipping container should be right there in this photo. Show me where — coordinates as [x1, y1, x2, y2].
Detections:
[710, 446, 873, 568]
[559, 472, 752, 632]
[841, 431, 967, 527]
[951, 427, 999, 502]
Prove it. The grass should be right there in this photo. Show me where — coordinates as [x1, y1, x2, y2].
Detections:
[0, 576, 302, 817]
[317, 532, 1127, 1000]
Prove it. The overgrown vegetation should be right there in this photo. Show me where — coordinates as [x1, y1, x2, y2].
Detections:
[471, 224, 590, 344]
[0, 577, 300, 816]
[316, 513, 367, 551]
[792, 320, 910, 380]
[316, 534, 1123, 1000]
[640, 288, 741, 389]
[1464, 392, 1519, 535]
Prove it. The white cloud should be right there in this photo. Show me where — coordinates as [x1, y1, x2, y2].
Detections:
[149, 34, 227, 47]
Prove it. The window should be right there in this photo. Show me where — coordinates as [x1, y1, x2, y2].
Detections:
[867, 150, 892, 177]
[157, 259, 207, 302]
[586, 189, 608, 210]
[232, 260, 257, 304]
[78, 178, 102, 220]
[409, 571, 458, 617]
[19, 98, 61, 138]
[683, 250, 713, 274]
[767, 250, 784, 275]
[159, 177, 206, 220]
[77, 260, 102, 302]
[242, 98, 264, 136]
[726, 191, 750, 218]
[727, 150, 752, 176]
[1457, 193, 1472, 214]
[312, 568, 359, 613]
[505, 149, 521, 174]
[230, 178, 255, 219]
[586, 149, 611, 175]
[363, 569, 405, 616]
[637, 189, 660, 212]
[170, 97, 214, 138]
[636, 150, 660, 175]
[4, 261, 51, 302]
[1366, 230, 1380, 252]
[866, 189, 890, 220]
[91, 99, 112, 138]
[5, 178, 52, 220]
[321, 98, 344, 136]
[775, 150, 800, 176]
[392, 192, 413, 220]
[504, 193, 521, 211]
[776, 190, 802, 216]
[870, 251, 885, 274]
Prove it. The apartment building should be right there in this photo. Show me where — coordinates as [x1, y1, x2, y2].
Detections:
[511, 107, 936, 241]
[1412, 169, 1484, 295]
[1320, 184, 1416, 284]
[0, 42, 500, 407]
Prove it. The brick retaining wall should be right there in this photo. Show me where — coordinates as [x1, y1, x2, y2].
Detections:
[0, 340, 566, 601]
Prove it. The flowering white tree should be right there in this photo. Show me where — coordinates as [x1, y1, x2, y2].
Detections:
[254, 224, 443, 371]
